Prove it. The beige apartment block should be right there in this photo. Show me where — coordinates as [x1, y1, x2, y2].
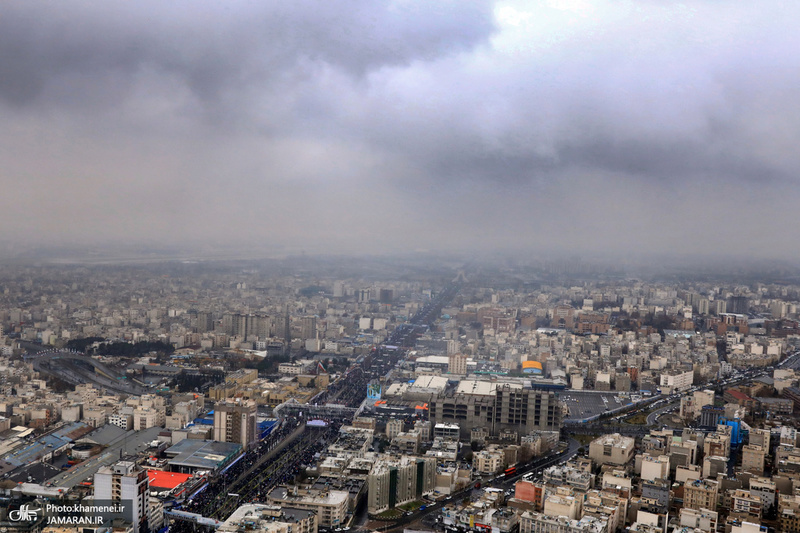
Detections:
[543, 486, 583, 520]
[589, 433, 635, 466]
[684, 479, 719, 511]
[741, 444, 766, 475]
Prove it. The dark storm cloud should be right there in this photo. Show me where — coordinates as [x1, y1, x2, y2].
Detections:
[2, 0, 800, 259]
[0, 1, 495, 107]
[412, 128, 790, 188]
[339, 0, 800, 196]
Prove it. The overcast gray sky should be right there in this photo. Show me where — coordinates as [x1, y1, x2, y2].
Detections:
[1, 1, 799, 259]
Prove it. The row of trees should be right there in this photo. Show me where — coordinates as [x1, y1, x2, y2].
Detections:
[65, 337, 175, 357]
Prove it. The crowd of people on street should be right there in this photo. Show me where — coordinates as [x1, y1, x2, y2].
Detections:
[181, 417, 302, 515]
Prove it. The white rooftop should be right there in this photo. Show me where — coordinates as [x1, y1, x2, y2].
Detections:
[410, 375, 449, 391]
[456, 380, 497, 396]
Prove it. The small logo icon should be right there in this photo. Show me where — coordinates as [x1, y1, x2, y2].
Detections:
[9, 504, 41, 521]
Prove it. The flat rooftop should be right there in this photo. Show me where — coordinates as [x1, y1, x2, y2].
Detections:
[561, 391, 639, 421]
[410, 375, 449, 391]
[51, 426, 164, 489]
[4, 433, 73, 467]
[269, 486, 348, 506]
[165, 439, 242, 471]
[147, 470, 193, 490]
[456, 380, 497, 396]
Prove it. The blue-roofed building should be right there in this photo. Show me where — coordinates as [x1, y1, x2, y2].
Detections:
[258, 418, 277, 439]
[726, 418, 744, 447]
[4, 433, 72, 467]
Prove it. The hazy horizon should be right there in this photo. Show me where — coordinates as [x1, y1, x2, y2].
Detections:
[2, 2, 800, 260]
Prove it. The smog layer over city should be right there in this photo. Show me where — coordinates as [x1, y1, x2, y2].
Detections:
[2, 3, 800, 533]
[1, 1, 800, 260]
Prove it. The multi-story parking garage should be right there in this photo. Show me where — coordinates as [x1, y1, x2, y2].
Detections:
[428, 380, 562, 439]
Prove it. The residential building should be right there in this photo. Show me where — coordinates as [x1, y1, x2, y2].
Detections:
[684, 479, 719, 511]
[473, 448, 505, 475]
[519, 511, 608, 533]
[94, 461, 150, 533]
[109, 413, 134, 431]
[213, 399, 258, 449]
[749, 428, 771, 449]
[515, 479, 546, 511]
[781, 426, 798, 447]
[218, 504, 318, 533]
[448, 353, 468, 375]
[267, 486, 348, 528]
[134, 407, 165, 430]
[731, 489, 762, 520]
[589, 434, 635, 466]
[742, 445, 766, 475]
[749, 477, 777, 510]
[543, 487, 582, 520]
[779, 493, 800, 533]
[641, 479, 670, 513]
[367, 455, 436, 514]
[386, 418, 403, 439]
[659, 370, 694, 393]
[640, 454, 669, 482]
[679, 507, 718, 533]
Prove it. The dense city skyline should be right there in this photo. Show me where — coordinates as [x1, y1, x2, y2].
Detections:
[3, 254, 800, 532]
[1, 1, 799, 259]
